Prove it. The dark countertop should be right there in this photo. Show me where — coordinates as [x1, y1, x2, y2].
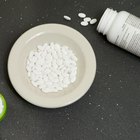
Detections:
[0, 0, 140, 140]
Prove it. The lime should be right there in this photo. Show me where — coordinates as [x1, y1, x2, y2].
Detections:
[0, 94, 7, 121]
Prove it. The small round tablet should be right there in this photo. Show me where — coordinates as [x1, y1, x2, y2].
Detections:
[84, 17, 91, 22]
[90, 19, 97, 24]
[80, 21, 88, 26]
[63, 15, 71, 21]
[78, 13, 86, 18]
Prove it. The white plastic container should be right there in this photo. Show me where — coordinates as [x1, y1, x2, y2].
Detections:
[97, 8, 140, 57]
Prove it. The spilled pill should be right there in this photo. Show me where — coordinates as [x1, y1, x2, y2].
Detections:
[90, 18, 97, 24]
[78, 13, 86, 18]
[63, 15, 71, 21]
[80, 21, 88, 26]
[84, 17, 91, 22]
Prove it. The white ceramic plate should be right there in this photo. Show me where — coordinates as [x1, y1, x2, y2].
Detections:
[8, 24, 96, 108]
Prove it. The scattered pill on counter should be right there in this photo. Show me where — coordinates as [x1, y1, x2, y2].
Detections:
[63, 12, 97, 26]
[78, 13, 86, 18]
[84, 17, 91, 22]
[26, 42, 78, 93]
[90, 18, 97, 24]
[78, 12, 97, 26]
[63, 15, 71, 21]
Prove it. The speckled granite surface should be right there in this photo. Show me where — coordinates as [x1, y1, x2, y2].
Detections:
[0, 0, 140, 140]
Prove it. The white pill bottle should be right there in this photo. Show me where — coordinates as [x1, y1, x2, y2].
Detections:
[97, 8, 140, 57]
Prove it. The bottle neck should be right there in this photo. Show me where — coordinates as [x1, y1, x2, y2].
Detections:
[97, 8, 118, 35]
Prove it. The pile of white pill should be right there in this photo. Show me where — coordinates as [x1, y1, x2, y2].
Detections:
[63, 13, 97, 27]
[26, 42, 78, 93]
[0, 98, 4, 114]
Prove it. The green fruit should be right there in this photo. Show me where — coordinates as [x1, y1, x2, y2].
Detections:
[0, 94, 7, 122]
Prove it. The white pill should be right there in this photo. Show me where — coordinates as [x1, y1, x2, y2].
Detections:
[63, 73, 69, 78]
[42, 88, 52, 93]
[29, 51, 35, 57]
[80, 21, 88, 26]
[62, 84, 68, 88]
[59, 76, 63, 82]
[57, 59, 63, 65]
[26, 65, 31, 71]
[71, 55, 78, 61]
[27, 72, 31, 77]
[63, 15, 71, 21]
[50, 42, 55, 46]
[44, 77, 48, 82]
[78, 13, 86, 18]
[45, 69, 51, 74]
[39, 84, 46, 89]
[90, 18, 97, 24]
[71, 77, 76, 83]
[84, 17, 91, 22]
[37, 45, 44, 51]
[56, 87, 63, 91]
[31, 81, 38, 87]
[44, 43, 49, 47]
